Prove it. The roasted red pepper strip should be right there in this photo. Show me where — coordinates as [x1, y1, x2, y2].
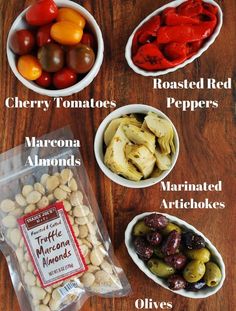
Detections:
[164, 42, 188, 60]
[177, 0, 203, 17]
[156, 22, 216, 44]
[133, 43, 186, 71]
[164, 12, 201, 26]
[203, 3, 219, 15]
[132, 16, 160, 55]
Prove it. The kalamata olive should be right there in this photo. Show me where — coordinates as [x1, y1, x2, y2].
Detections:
[10, 29, 35, 55]
[168, 275, 186, 290]
[147, 232, 162, 246]
[182, 232, 206, 250]
[185, 280, 206, 291]
[134, 237, 153, 260]
[164, 254, 187, 270]
[38, 43, 64, 72]
[67, 44, 95, 74]
[144, 214, 168, 230]
[162, 230, 181, 256]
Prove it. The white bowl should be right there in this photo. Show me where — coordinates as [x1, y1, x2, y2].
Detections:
[94, 104, 179, 188]
[125, 0, 223, 77]
[125, 212, 226, 298]
[7, 0, 104, 96]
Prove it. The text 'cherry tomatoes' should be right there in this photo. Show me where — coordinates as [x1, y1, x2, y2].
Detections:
[67, 44, 95, 74]
[50, 21, 83, 45]
[10, 29, 35, 55]
[38, 43, 64, 73]
[17, 55, 42, 80]
[35, 71, 52, 87]
[57, 7, 86, 29]
[53, 68, 77, 89]
[37, 24, 53, 47]
[26, 0, 58, 26]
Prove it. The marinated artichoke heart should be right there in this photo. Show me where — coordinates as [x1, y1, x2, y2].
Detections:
[104, 116, 142, 146]
[150, 167, 163, 178]
[145, 112, 175, 155]
[155, 148, 172, 171]
[104, 126, 143, 181]
[123, 124, 156, 154]
[126, 145, 156, 178]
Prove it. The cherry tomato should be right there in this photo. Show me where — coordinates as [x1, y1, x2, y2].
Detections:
[67, 44, 95, 74]
[81, 32, 96, 50]
[38, 43, 64, 72]
[37, 24, 53, 47]
[17, 55, 42, 80]
[26, 0, 58, 26]
[50, 21, 83, 45]
[53, 68, 77, 89]
[10, 29, 35, 55]
[35, 71, 52, 87]
[57, 8, 86, 29]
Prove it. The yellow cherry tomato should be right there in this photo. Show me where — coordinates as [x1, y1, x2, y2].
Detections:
[57, 8, 86, 29]
[17, 55, 42, 80]
[50, 21, 83, 45]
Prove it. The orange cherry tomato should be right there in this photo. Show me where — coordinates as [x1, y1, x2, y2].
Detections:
[17, 55, 42, 80]
[50, 21, 83, 45]
[57, 7, 86, 29]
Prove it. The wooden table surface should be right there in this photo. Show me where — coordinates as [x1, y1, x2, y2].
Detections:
[0, 0, 235, 311]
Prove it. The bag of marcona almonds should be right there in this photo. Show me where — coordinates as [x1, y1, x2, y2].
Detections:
[0, 127, 131, 311]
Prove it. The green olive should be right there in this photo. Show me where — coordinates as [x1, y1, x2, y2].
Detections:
[186, 248, 211, 263]
[153, 246, 165, 259]
[183, 260, 206, 283]
[203, 262, 222, 287]
[133, 220, 152, 236]
[147, 258, 175, 278]
[161, 222, 182, 236]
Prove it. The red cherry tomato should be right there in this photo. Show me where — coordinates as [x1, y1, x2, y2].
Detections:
[10, 29, 35, 55]
[81, 32, 96, 50]
[37, 24, 53, 47]
[35, 71, 52, 88]
[53, 68, 77, 89]
[26, 0, 58, 26]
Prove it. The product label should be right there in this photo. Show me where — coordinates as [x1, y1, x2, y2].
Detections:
[18, 202, 87, 287]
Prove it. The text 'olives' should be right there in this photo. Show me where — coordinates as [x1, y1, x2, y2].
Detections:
[67, 44, 95, 74]
[38, 43, 64, 72]
[144, 213, 168, 230]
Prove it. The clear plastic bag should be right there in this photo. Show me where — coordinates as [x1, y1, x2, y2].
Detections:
[0, 127, 131, 311]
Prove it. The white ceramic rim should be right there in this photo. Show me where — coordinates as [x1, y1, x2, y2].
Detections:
[6, 0, 104, 96]
[125, 0, 223, 77]
[94, 104, 180, 188]
[125, 212, 226, 299]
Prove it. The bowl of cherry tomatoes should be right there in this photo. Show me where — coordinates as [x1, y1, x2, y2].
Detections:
[7, 0, 104, 96]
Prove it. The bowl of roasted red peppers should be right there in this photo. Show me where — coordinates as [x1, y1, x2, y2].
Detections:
[125, 0, 223, 76]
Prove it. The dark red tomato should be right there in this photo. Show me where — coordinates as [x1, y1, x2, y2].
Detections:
[38, 42, 64, 72]
[81, 33, 96, 50]
[26, 0, 58, 26]
[67, 44, 95, 74]
[10, 29, 35, 55]
[53, 68, 77, 89]
[37, 24, 53, 47]
[35, 71, 52, 87]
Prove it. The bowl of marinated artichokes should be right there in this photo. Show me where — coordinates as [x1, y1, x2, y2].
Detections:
[94, 104, 179, 188]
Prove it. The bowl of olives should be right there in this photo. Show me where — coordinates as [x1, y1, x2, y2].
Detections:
[7, 0, 104, 96]
[125, 212, 225, 298]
